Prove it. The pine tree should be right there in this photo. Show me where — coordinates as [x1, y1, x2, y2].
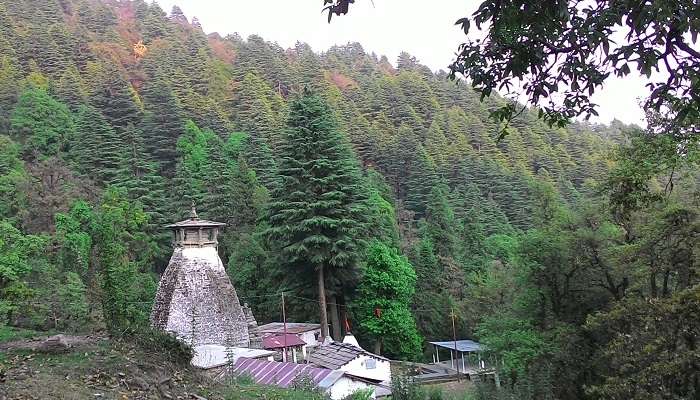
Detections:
[234, 72, 285, 150]
[264, 91, 369, 339]
[90, 67, 141, 133]
[404, 146, 438, 219]
[139, 77, 185, 175]
[0, 55, 21, 133]
[423, 184, 458, 259]
[238, 133, 279, 191]
[141, 2, 169, 43]
[115, 124, 170, 262]
[72, 105, 123, 185]
[51, 64, 88, 111]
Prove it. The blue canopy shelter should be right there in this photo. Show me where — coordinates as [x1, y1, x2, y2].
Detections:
[429, 339, 486, 373]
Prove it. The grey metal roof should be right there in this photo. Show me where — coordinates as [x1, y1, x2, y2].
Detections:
[429, 339, 484, 353]
[309, 342, 388, 370]
[164, 217, 226, 228]
[254, 322, 321, 334]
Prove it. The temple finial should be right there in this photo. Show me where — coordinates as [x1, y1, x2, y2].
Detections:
[189, 201, 198, 219]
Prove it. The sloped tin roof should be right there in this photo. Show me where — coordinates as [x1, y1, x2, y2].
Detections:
[262, 333, 307, 349]
[309, 342, 388, 370]
[230, 357, 344, 389]
[165, 217, 226, 228]
[254, 322, 321, 334]
[429, 339, 484, 353]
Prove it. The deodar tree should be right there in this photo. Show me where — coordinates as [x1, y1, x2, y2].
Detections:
[264, 90, 369, 339]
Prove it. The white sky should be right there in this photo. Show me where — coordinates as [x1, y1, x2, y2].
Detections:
[154, 0, 647, 126]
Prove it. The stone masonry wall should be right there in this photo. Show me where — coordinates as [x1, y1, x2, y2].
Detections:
[150, 246, 250, 347]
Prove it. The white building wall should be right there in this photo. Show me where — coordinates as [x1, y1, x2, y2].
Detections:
[328, 376, 375, 400]
[340, 355, 392, 383]
[300, 330, 320, 346]
[299, 329, 321, 358]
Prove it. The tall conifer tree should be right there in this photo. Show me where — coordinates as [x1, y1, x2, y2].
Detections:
[264, 91, 369, 338]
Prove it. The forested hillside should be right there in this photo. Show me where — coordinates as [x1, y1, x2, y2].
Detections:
[1, 1, 698, 399]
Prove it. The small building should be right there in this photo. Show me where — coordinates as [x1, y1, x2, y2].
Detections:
[429, 339, 488, 374]
[150, 206, 251, 347]
[252, 322, 322, 357]
[262, 333, 306, 362]
[308, 341, 392, 384]
[224, 357, 380, 399]
[191, 344, 275, 370]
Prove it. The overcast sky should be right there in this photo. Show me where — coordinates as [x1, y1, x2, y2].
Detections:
[154, 0, 647, 126]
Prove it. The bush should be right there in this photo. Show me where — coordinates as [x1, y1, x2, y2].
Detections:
[132, 328, 193, 365]
[343, 388, 374, 400]
[391, 374, 424, 400]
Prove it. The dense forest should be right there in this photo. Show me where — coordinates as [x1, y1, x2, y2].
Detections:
[0, 0, 698, 399]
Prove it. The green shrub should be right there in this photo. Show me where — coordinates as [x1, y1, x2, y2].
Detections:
[132, 328, 193, 365]
[391, 374, 424, 400]
[343, 388, 374, 400]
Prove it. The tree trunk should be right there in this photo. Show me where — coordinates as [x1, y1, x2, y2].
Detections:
[318, 265, 329, 340]
[339, 295, 348, 336]
[374, 337, 383, 355]
[329, 295, 341, 340]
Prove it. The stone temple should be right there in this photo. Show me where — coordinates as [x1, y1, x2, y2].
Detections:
[150, 206, 251, 347]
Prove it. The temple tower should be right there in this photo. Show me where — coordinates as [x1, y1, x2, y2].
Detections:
[150, 206, 250, 347]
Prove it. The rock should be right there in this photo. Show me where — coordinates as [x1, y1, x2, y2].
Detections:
[131, 376, 150, 390]
[37, 335, 72, 354]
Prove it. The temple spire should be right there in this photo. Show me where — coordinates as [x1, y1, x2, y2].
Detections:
[189, 201, 198, 220]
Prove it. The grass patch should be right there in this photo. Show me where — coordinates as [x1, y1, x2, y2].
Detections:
[0, 326, 46, 342]
[220, 383, 328, 400]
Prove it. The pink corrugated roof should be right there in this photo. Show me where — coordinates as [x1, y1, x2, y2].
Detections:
[262, 333, 306, 349]
[230, 358, 342, 388]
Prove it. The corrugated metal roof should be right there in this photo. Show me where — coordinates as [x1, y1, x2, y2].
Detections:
[309, 342, 388, 370]
[230, 358, 344, 389]
[262, 333, 306, 349]
[429, 339, 484, 353]
[255, 322, 321, 334]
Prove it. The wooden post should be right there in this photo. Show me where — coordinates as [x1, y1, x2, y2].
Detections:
[282, 292, 288, 362]
[451, 308, 460, 380]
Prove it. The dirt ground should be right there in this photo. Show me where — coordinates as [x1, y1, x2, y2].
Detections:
[0, 334, 219, 400]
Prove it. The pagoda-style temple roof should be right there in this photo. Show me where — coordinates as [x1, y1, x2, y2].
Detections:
[165, 218, 226, 229]
[165, 205, 226, 229]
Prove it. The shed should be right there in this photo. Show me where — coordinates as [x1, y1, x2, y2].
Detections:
[262, 333, 307, 362]
[429, 339, 487, 373]
[252, 322, 322, 358]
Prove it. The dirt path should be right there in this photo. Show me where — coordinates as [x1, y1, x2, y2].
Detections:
[0, 334, 101, 352]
